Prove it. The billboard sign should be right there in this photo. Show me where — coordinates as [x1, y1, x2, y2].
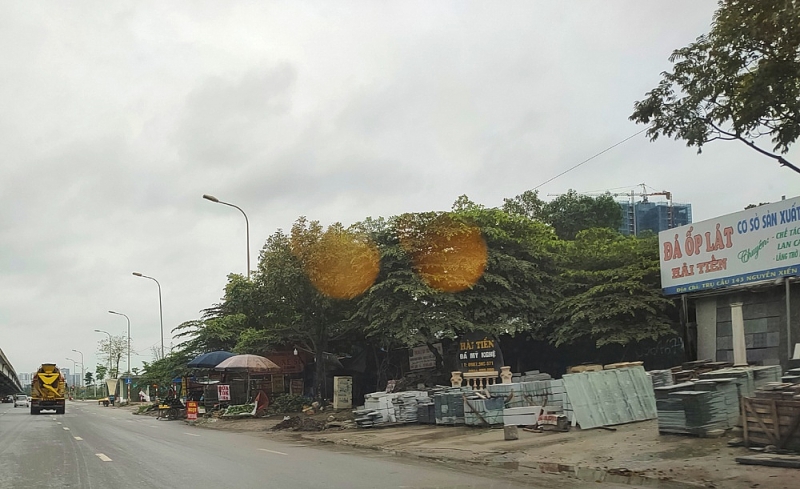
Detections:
[659, 195, 800, 295]
[458, 332, 504, 373]
[217, 384, 230, 401]
[408, 343, 442, 371]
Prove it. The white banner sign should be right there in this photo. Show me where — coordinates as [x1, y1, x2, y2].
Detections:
[217, 384, 230, 401]
[659, 195, 800, 295]
[409, 343, 442, 370]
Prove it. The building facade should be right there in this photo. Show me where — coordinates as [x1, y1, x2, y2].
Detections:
[619, 200, 692, 236]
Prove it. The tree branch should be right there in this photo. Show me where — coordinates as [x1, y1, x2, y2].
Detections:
[708, 121, 800, 174]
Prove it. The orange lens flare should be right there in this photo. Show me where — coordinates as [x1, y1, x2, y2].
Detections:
[399, 214, 487, 293]
[301, 231, 380, 300]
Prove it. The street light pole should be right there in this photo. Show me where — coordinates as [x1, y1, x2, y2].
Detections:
[66, 357, 77, 398]
[203, 194, 251, 280]
[108, 311, 131, 402]
[132, 272, 164, 359]
[94, 329, 113, 375]
[71, 349, 84, 400]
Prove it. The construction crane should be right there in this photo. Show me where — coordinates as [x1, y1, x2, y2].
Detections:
[548, 183, 674, 236]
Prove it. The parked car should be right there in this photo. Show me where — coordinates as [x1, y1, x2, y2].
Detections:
[14, 394, 29, 408]
[1, 395, 13, 403]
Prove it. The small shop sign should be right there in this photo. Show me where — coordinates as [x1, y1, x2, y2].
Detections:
[408, 343, 442, 370]
[186, 401, 198, 421]
[217, 384, 231, 401]
[458, 332, 504, 373]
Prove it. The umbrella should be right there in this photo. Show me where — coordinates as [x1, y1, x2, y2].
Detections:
[214, 354, 280, 373]
[187, 351, 235, 369]
[215, 354, 281, 403]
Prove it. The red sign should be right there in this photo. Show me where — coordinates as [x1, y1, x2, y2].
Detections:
[217, 384, 230, 401]
[186, 401, 198, 421]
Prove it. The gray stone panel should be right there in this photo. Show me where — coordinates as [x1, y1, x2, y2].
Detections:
[766, 316, 782, 333]
[767, 332, 780, 348]
[743, 301, 783, 320]
[717, 336, 733, 350]
[746, 347, 779, 362]
[716, 307, 731, 323]
[716, 350, 733, 362]
[744, 318, 769, 334]
[751, 333, 768, 348]
[717, 322, 733, 337]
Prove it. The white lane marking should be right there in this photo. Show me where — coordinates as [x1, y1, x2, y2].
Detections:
[258, 448, 288, 456]
[57, 422, 62, 425]
[63, 427, 70, 431]
[95, 454, 112, 462]
[74, 436, 83, 440]
[183, 433, 200, 437]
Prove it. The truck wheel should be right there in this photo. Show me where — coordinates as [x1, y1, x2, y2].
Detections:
[56, 407, 65, 414]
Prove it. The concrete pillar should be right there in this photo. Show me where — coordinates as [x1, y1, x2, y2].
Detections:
[730, 302, 747, 366]
[695, 297, 718, 361]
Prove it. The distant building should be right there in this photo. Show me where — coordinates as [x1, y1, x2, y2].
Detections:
[618, 200, 692, 236]
[18, 372, 31, 389]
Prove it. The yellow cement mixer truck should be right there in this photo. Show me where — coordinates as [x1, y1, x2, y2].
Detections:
[30, 363, 66, 414]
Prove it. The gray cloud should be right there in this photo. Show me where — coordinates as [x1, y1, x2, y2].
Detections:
[1, 1, 797, 377]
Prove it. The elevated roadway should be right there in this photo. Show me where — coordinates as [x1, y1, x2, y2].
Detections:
[0, 348, 23, 394]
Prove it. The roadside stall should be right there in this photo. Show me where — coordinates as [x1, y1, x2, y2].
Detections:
[214, 354, 280, 416]
[187, 351, 234, 413]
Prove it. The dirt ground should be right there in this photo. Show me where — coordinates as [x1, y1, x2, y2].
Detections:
[125, 404, 798, 488]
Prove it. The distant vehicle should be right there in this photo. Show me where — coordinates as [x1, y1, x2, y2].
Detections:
[30, 363, 66, 414]
[2, 395, 13, 403]
[14, 394, 29, 408]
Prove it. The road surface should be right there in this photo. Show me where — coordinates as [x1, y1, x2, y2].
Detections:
[0, 401, 616, 489]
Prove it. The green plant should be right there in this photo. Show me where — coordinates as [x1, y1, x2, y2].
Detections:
[267, 394, 308, 414]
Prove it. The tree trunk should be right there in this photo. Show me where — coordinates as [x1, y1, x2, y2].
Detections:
[314, 334, 328, 403]
[426, 341, 444, 372]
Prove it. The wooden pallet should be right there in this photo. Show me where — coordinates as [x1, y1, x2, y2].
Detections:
[742, 397, 800, 450]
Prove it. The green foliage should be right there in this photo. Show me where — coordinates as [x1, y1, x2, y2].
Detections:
[139, 350, 193, 391]
[542, 191, 623, 240]
[548, 229, 675, 348]
[355, 206, 560, 354]
[504, 189, 623, 240]
[502, 189, 546, 221]
[631, 0, 800, 170]
[95, 365, 107, 382]
[84, 372, 93, 386]
[267, 394, 308, 414]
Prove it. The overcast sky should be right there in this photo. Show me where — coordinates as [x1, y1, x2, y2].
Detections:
[1, 1, 798, 379]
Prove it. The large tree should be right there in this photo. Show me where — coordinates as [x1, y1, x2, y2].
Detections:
[505, 190, 622, 240]
[355, 204, 559, 370]
[631, 0, 800, 173]
[548, 229, 675, 348]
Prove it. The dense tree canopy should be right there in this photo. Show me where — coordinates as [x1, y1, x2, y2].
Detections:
[150, 192, 676, 393]
[630, 0, 800, 173]
[548, 229, 674, 348]
[503, 189, 623, 239]
[354, 206, 559, 368]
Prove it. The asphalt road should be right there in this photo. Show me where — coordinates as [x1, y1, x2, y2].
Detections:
[0, 401, 574, 489]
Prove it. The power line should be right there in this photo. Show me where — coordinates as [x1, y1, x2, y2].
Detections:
[532, 128, 647, 191]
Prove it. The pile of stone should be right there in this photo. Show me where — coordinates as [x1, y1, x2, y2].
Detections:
[654, 365, 783, 437]
[353, 390, 430, 428]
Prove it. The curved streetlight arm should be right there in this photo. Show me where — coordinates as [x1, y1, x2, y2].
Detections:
[202, 194, 250, 280]
[108, 311, 131, 377]
[132, 272, 164, 359]
[71, 349, 85, 400]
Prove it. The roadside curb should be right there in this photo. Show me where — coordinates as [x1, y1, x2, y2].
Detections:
[300, 433, 708, 489]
